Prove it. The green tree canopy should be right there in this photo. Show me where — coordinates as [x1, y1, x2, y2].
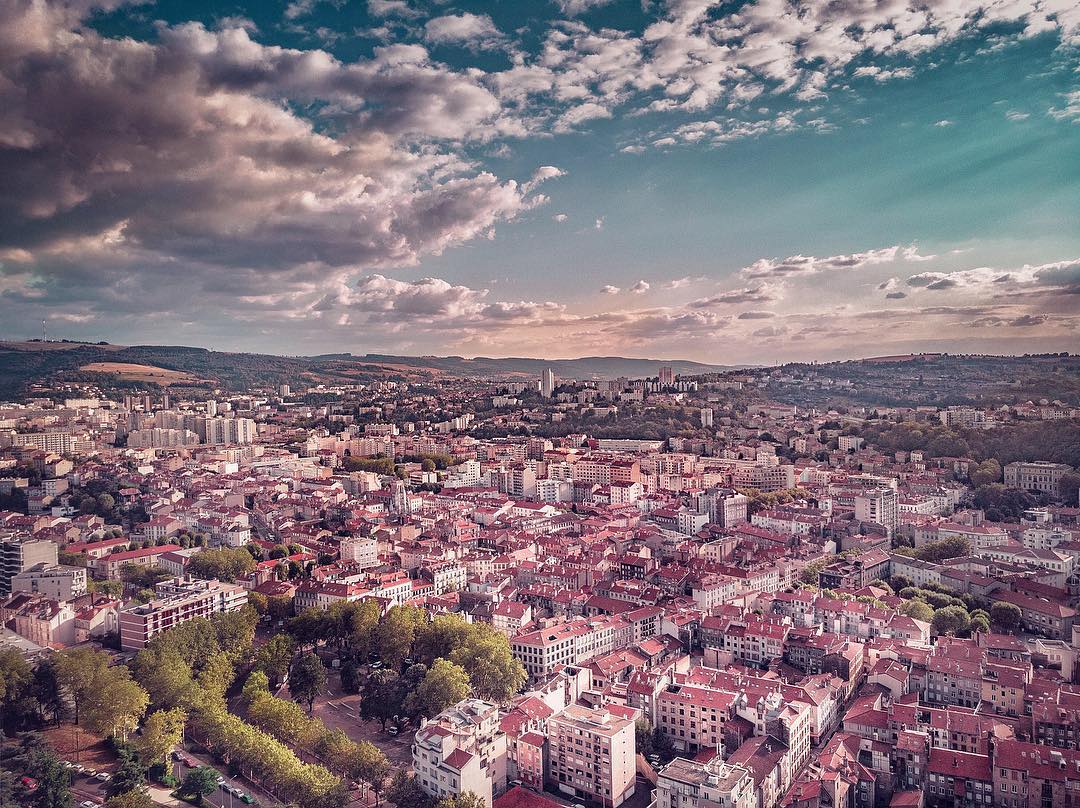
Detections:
[135, 708, 188, 770]
[187, 547, 257, 583]
[405, 659, 471, 718]
[931, 605, 971, 637]
[181, 767, 220, 805]
[289, 654, 327, 714]
[899, 600, 934, 623]
[255, 634, 295, 688]
[990, 601, 1023, 633]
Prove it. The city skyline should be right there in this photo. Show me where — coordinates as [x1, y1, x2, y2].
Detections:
[0, 0, 1077, 364]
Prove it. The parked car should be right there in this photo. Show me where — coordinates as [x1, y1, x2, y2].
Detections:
[80, 800, 101, 808]
[239, 794, 256, 805]
[94, 772, 110, 782]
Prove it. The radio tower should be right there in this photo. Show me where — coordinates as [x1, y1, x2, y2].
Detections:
[41, 319, 47, 343]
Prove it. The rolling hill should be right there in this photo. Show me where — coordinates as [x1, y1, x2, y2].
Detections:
[0, 340, 744, 399]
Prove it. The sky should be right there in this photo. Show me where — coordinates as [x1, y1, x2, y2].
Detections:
[0, 0, 1077, 365]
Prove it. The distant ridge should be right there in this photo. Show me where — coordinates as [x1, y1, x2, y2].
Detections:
[354, 353, 745, 379]
[0, 340, 745, 398]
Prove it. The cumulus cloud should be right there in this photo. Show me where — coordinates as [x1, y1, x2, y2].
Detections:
[424, 13, 505, 50]
[522, 166, 565, 194]
[691, 285, 782, 307]
[741, 246, 923, 279]
[555, 0, 616, 15]
[368, 0, 420, 18]
[552, 213, 568, 222]
[518, 0, 1080, 134]
[1009, 314, 1049, 327]
[665, 276, 707, 289]
[1049, 90, 1080, 121]
[630, 280, 651, 294]
[284, 0, 317, 20]
[600, 284, 620, 294]
[751, 325, 788, 338]
[906, 259, 1080, 293]
[0, 3, 564, 326]
[326, 275, 565, 333]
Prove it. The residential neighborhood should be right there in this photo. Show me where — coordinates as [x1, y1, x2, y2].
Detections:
[2, 359, 1079, 808]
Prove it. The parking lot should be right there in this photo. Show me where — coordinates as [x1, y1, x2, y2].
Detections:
[308, 672, 416, 773]
[68, 769, 108, 807]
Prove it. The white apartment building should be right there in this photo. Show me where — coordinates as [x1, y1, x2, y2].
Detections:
[413, 699, 507, 807]
[340, 536, 379, 568]
[655, 758, 755, 808]
[12, 563, 87, 600]
[854, 488, 899, 538]
[933, 522, 1009, 551]
[1, 538, 59, 595]
[1022, 525, 1074, 551]
[548, 705, 636, 808]
[512, 614, 642, 683]
[422, 561, 468, 594]
[838, 435, 864, 452]
[540, 368, 556, 399]
[536, 478, 574, 503]
[1004, 461, 1072, 496]
[939, 407, 985, 429]
[127, 428, 201, 449]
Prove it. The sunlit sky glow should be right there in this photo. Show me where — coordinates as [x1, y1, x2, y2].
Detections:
[0, 0, 1077, 363]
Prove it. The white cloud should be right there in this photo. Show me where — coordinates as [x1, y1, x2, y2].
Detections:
[594, 216, 605, 230]
[555, 0, 616, 16]
[906, 258, 1080, 292]
[424, 13, 505, 50]
[741, 245, 926, 280]
[1049, 90, 1080, 121]
[554, 102, 613, 133]
[630, 280, 651, 293]
[0, 4, 554, 323]
[367, 0, 420, 18]
[522, 166, 566, 194]
[665, 275, 706, 289]
[553, 213, 569, 222]
[600, 284, 620, 294]
[284, 0, 317, 20]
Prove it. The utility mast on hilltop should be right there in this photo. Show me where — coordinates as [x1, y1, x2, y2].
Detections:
[41, 319, 47, 343]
